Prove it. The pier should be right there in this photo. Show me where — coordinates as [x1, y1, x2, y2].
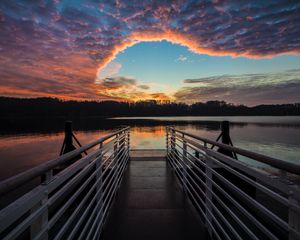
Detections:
[0, 126, 300, 240]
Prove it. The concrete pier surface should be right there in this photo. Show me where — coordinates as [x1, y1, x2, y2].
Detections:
[102, 150, 209, 240]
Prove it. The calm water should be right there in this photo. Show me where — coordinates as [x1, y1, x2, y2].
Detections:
[0, 116, 299, 180]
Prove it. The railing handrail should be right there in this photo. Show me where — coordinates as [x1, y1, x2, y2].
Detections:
[166, 127, 300, 240]
[167, 126, 300, 175]
[0, 126, 130, 196]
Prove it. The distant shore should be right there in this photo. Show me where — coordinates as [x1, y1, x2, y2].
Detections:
[0, 97, 299, 119]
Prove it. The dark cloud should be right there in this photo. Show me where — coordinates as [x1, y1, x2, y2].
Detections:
[175, 69, 300, 106]
[0, 1, 300, 100]
[96, 76, 168, 101]
[149, 93, 170, 101]
[138, 84, 150, 90]
[101, 76, 137, 89]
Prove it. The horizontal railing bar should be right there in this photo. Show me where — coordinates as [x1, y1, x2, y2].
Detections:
[4, 148, 127, 239]
[0, 127, 129, 195]
[167, 153, 224, 240]
[48, 159, 99, 228]
[168, 127, 300, 239]
[3, 204, 47, 240]
[174, 150, 267, 240]
[62, 152, 118, 240]
[205, 148, 300, 200]
[90, 155, 128, 240]
[78, 149, 128, 239]
[48, 145, 113, 205]
[206, 153, 296, 208]
[183, 168, 243, 240]
[169, 147, 282, 239]
[66, 171, 107, 240]
[47, 149, 101, 193]
[89, 152, 128, 240]
[102, 148, 127, 187]
[48, 158, 98, 206]
[171, 135, 300, 198]
[0, 128, 130, 240]
[207, 157, 292, 232]
[168, 127, 300, 175]
[102, 150, 128, 200]
[84, 151, 128, 240]
[172, 136, 207, 156]
[0, 185, 46, 232]
[67, 149, 129, 240]
[190, 155, 280, 239]
[36, 158, 102, 240]
[170, 146, 258, 239]
[171, 137, 295, 210]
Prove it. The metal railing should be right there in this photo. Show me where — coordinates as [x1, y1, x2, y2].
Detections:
[0, 126, 130, 240]
[166, 126, 300, 240]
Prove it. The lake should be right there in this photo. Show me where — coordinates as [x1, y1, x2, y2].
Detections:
[0, 116, 299, 181]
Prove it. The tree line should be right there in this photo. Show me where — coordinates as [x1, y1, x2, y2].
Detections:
[0, 97, 299, 118]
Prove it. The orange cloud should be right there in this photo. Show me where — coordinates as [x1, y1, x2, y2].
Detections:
[96, 29, 300, 82]
[1, 1, 300, 103]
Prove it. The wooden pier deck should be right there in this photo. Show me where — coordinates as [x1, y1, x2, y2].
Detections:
[103, 150, 208, 240]
[0, 126, 299, 240]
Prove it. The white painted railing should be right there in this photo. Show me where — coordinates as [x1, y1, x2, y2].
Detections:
[166, 126, 300, 240]
[0, 127, 130, 240]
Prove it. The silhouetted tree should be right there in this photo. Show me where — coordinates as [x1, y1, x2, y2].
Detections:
[0, 97, 299, 118]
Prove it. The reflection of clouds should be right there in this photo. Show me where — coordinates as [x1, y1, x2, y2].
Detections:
[130, 126, 166, 149]
[0, 130, 112, 179]
[1, 1, 300, 101]
[1, 121, 300, 179]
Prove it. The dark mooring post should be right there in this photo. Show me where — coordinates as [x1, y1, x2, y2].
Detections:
[217, 121, 236, 158]
[60, 121, 77, 155]
[65, 121, 73, 152]
[221, 121, 230, 145]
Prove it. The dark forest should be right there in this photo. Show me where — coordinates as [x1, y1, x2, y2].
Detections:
[0, 97, 299, 118]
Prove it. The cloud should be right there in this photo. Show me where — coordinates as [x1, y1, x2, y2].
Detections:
[100, 76, 137, 90]
[0, 1, 300, 101]
[96, 76, 169, 101]
[174, 69, 300, 105]
[96, 62, 122, 83]
[177, 55, 187, 61]
[150, 93, 170, 101]
[138, 84, 150, 90]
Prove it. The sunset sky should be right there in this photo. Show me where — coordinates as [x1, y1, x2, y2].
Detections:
[0, 1, 300, 105]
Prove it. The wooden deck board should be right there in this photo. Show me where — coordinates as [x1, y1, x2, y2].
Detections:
[102, 151, 209, 240]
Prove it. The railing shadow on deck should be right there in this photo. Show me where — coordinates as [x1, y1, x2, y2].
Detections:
[0, 127, 130, 240]
[166, 126, 300, 240]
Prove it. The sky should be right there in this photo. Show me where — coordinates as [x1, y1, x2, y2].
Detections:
[0, 0, 300, 106]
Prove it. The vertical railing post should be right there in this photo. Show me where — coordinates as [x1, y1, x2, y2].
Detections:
[127, 129, 130, 161]
[114, 133, 119, 160]
[289, 189, 300, 240]
[182, 133, 188, 194]
[171, 128, 176, 165]
[166, 127, 169, 157]
[205, 152, 213, 236]
[96, 143, 103, 217]
[171, 128, 175, 153]
[114, 133, 120, 189]
[119, 130, 125, 159]
[30, 170, 52, 239]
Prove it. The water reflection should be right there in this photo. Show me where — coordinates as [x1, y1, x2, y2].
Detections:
[0, 116, 299, 181]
